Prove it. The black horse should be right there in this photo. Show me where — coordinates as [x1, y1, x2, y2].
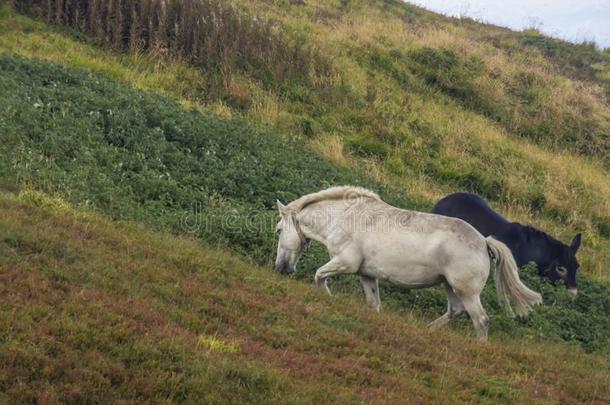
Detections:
[432, 192, 581, 294]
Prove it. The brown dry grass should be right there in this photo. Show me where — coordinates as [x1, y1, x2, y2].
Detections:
[1, 191, 609, 403]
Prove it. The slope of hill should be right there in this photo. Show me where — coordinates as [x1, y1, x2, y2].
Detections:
[3, 51, 610, 354]
[3, 1, 609, 281]
[2, 1, 610, 401]
[1, 190, 610, 403]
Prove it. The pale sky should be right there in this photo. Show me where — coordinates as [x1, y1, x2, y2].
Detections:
[406, 0, 610, 48]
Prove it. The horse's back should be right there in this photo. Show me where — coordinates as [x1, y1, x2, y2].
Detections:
[432, 192, 508, 237]
[357, 209, 489, 288]
[367, 206, 489, 258]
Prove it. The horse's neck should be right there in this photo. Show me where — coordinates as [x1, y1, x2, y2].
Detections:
[297, 200, 348, 246]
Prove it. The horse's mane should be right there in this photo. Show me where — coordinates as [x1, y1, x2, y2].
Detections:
[521, 224, 565, 248]
[286, 186, 381, 212]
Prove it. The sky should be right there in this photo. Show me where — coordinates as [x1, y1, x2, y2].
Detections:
[406, 0, 610, 48]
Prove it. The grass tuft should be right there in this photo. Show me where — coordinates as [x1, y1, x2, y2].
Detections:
[198, 335, 240, 354]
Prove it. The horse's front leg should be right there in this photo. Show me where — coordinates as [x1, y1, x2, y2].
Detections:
[314, 257, 358, 296]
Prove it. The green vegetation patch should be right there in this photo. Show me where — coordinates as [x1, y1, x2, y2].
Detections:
[0, 54, 415, 264]
[408, 47, 485, 104]
[519, 29, 610, 82]
[2, 54, 610, 354]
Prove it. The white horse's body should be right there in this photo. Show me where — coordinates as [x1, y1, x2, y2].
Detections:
[275, 187, 542, 340]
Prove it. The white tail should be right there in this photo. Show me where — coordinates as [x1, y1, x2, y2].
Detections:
[486, 237, 542, 317]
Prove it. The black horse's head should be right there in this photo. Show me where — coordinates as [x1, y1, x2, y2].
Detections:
[538, 232, 581, 295]
[511, 225, 581, 295]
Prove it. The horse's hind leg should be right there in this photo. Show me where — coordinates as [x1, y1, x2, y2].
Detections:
[428, 282, 465, 330]
[458, 293, 490, 341]
[360, 275, 381, 312]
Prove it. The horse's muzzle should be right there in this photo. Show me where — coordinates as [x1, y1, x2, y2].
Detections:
[275, 261, 293, 275]
[567, 288, 578, 297]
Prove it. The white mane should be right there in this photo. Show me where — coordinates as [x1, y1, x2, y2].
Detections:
[286, 186, 380, 212]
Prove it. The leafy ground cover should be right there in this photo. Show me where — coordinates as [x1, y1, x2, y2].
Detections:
[0, 53, 416, 261]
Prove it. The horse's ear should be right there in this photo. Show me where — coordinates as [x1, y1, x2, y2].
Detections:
[570, 233, 582, 254]
[276, 200, 286, 215]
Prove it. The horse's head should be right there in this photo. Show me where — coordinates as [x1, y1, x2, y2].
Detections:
[274, 200, 310, 275]
[544, 233, 581, 296]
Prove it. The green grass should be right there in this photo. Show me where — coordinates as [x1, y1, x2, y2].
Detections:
[0, 53, 417, 263]
[2, 3, 609, 273]
[2, 190, 610, 403]
[241, 0, 610, 159]
[517, 29, 610, 83]
[3, 54, 610, 355]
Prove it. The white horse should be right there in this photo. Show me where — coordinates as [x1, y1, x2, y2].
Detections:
[274, 186, 542, 340]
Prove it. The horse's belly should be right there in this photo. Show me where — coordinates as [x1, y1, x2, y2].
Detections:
[359, 233, 448, 288]
[387, 270, 442, 288]
[360, 259, 443, 288]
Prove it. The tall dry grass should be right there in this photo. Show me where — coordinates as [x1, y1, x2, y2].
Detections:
[14, 0, 330, 90]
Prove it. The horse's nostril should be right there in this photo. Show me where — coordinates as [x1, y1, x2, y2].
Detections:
[276, 262, 289, 274]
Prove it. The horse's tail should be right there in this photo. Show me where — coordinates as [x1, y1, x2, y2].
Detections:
[486, 237, 542, 317]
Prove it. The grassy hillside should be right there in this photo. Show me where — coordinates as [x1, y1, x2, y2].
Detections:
[3, 53, 610, 355]
[0, 53, 416, 261]
[1, 190, 610, 403]
[1, 1, 610, 400]
[237, 1, 610, 263]
[2, 2, 609, 281]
